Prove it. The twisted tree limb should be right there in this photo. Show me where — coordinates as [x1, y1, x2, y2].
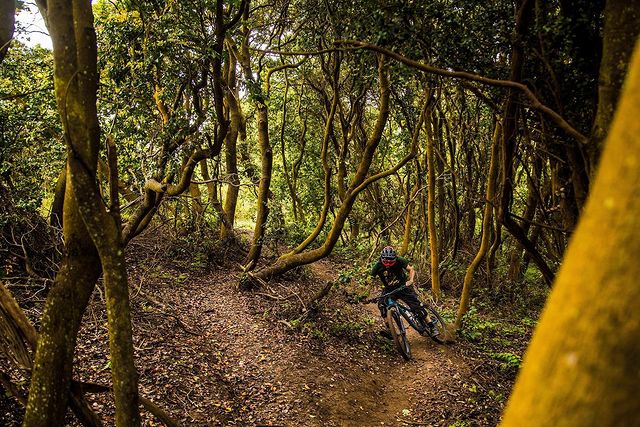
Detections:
[336, 40, 588, 146]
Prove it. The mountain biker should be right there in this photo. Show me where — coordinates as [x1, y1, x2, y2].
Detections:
[371, 246, 437, 336]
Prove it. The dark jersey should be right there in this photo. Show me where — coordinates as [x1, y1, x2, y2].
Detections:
[371, 256, 410, 288]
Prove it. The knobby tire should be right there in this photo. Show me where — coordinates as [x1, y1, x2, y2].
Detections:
[425, 304, 448, 344]
[386, 306, 411, 360]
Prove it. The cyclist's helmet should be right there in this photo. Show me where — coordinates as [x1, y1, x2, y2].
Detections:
[381, 246, 397, 267]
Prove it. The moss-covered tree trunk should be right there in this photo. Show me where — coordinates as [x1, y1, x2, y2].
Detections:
[25, 1, 140, 425]
[254, 57, 393, 281]
[229, 5, 274, 270]
[507, 153, 540, 281]
[286, 61, 338, 256]
[24, 182, 102, 426]
[497, 0, 555, 285]
[446, 116, 461, 261]
[455, 122, 501, 329]
[221, 54, 242, 241]
[244, 101, 272, 270]
[400, 180, 419, 257]
[501, 41, 640, 426]
[425, 107, 442, 299]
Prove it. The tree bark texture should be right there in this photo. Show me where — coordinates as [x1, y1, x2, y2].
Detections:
[497, 0, 555, 285]
[286, 62, 339, 256]
[255, 57, 393, 280]
[221, 55, 242, 241]
[425, 105, 442, 299]
[244, 102, 273, 269]
[25, 175, 102, 426]
[0, 0, 14, 63]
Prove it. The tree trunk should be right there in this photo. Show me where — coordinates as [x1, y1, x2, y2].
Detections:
[0, 0, 14, 63]
[497, 0, 555, 285]
[230, 12, 273, 270]
[463, 137, 477, 244]
[486, 217, 502, 280]
[589, 0, 640, 177]
[50, 166, 66, 229]
[286, 57, 339, 256]
[425, 105, 442, 299]
[25, 170, 102, 427]
[221, 54, 242, 241]
[446, 114, 461, 261]
[400, 179, 419, 257]
[507, 154, 541, 281]
[244, 102, 273, 269]
[26, 1, 140, 425]
[455, 122, 501, 329]
[501, 40, 640, 426]
[254, 57, 394, 281]
[187, 157, 204, 221]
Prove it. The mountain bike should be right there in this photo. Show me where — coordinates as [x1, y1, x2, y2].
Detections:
[364, 285, 448, 360]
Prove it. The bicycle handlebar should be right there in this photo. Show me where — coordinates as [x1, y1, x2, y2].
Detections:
[363, 284, 412, 304]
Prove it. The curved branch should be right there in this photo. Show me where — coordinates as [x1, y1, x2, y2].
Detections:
[352, 85, 427, 195]
[166, 149, 211, 196]
[224, 0, 248, 32]
[265, 58, 307, 94]
[337, 40, 588, 145]
[250, 46, 359, 57]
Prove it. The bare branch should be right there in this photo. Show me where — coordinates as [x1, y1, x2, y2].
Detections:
[337, 40, 588, 145]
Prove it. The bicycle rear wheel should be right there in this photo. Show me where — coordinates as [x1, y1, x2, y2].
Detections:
[424, 304, 448, 344]
[386, 307, 411, 360]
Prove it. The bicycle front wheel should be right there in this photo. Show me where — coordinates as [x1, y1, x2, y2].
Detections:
[386, 306, 411, 360]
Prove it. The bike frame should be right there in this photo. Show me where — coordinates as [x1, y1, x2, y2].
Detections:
[377, 287, 426, 335]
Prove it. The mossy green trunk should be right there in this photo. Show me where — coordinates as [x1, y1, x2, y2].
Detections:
[245, 103, 273, 269]
[221, 56, 242, 241]
[24, 176, 101, 426]
[255, 58, 392, 280]
[455, 122, 501, 329]
[425, 110, 441, 299]
[26, 1, 140, 425]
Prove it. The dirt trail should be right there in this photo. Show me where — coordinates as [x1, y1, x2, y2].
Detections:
[152, 259, 473, 426]
[0, 254, 487, 427]
[117, 253, 508, 427]
[319, 304, 469, 426]
[286, 261, 472, 426]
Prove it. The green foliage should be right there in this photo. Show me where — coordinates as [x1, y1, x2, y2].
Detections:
[459, 305, 532, 375]
[0, 43, 62, 213]
[190, 252, 208, 270]
[295, 321, 327, 340]
[336, 264, 372, 303]
[328, 317, 373, 337]
[487, 351, 522, 371]
[487, 389, 505, 402]
[459, 306, 499, 342]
